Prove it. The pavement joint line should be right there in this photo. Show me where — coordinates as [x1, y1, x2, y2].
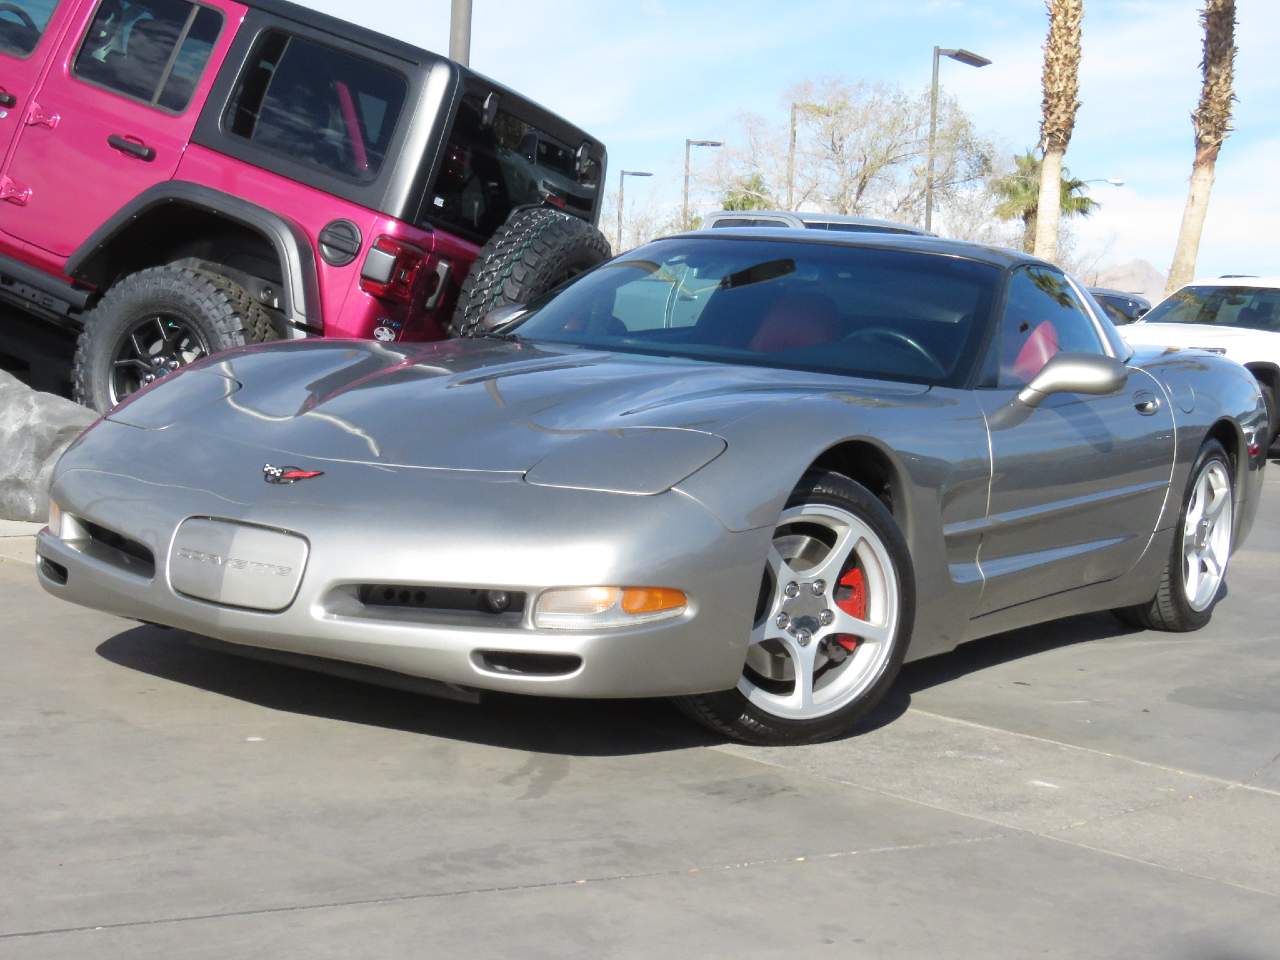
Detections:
[0, 834, 1009, 942]
[903, 707, 1280, 799]
[716, 746, 1280, 902]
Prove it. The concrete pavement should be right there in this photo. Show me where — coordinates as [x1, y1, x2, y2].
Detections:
[1, 470, 1277, 958]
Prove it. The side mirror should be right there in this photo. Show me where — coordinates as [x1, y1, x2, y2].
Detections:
[474, 302, 527, 336]
[1017, 353, 1128, 408]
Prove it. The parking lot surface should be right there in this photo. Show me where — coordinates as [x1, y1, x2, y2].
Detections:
[1, 471, 1277, 959]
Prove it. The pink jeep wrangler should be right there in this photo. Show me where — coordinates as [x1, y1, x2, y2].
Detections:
[0, 0, 609, 410]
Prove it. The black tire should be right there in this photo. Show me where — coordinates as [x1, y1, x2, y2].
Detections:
[1116, 438, 1233, 632]
[674, 469, 916, 745]
[73, 265, 277, 412]
[448, 207, 611, 337]
[1259, 382, 1277, 450]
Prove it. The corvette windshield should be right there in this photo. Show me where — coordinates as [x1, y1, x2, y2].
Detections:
[1143, 285, 1280, 332]
[510, 237, 1000, 385]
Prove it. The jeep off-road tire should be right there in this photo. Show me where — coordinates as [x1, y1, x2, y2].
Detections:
[449, 207, 611, 337]
[73, 265, 277, 412]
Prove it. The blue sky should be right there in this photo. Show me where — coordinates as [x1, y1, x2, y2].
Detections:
[303, 0, 1278, 279]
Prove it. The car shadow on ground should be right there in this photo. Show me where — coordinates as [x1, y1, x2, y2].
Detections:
[96, 609, 1143, 756]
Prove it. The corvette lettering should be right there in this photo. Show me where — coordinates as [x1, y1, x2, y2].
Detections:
[175, 548, 293, 577]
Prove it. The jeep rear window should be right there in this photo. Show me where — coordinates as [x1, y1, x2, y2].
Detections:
[0, 0, 58, 58]
[73, 0, 222, 112]
[427, 94, 601, 242]
[224, 31, 407, 184]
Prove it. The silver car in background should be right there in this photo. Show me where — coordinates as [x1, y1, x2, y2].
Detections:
[37, 231, 1267, 744]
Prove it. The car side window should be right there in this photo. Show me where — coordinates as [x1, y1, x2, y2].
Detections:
[73, 0, 222, 112]
[224, 31, 407, 182]
[0, 0, 60, 58]
[990, 266, 1105, 387]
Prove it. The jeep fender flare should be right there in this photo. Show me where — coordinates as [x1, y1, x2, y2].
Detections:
[66, 182, 320, 333]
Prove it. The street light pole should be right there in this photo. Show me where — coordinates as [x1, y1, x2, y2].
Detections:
[616, 169, 653, 251]
[682, 138, 722, 230]
[449, 0, 472, 66]
[787, 103, 797, 210]
[925, 46, 990, 233]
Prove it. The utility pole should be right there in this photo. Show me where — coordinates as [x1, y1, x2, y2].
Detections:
[450, 0, 472, 66]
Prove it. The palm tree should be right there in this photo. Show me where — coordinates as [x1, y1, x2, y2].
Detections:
[993, 150, 1099, 253]
[1166, 0, 1237, 293]
[1032, 0, 1083, 263]
[721, 172, 773, 211]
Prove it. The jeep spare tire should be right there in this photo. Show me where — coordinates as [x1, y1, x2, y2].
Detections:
[73, 265, 278, 412]
[449, 207, 612, 337]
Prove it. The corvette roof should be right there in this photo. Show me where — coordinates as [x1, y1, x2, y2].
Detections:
[670, 227, 1044, 271]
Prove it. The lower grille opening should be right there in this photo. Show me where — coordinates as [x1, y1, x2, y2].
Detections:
[38, 556, 68, 584]
[358, 584, 526, 617]
[476, 651, 582, 677]
[81, 519, 155, 577]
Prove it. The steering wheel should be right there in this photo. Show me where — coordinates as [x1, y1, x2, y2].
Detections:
[844, 326, 947, 378]
[0, 2, 38, 31]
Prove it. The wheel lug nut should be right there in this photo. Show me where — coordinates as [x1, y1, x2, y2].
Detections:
[811, 580, 826, 596]
[783, 581, 799, 599]
[819, 609, 834, 626]
[795, 628, 812, 647]
[774, 612, 790, 630]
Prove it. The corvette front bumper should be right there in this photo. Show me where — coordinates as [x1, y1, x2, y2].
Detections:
[36, 431, 770, 700]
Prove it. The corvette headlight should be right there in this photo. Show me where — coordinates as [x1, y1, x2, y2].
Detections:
[533, 586, 688, 629]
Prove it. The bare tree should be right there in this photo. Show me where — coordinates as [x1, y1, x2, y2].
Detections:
[1166, 0, 1237, 293]
[1032, 0, 1083, 263]
[704, 79, 991, 229]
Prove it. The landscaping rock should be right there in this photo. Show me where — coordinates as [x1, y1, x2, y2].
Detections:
[0, 371, 95, 522]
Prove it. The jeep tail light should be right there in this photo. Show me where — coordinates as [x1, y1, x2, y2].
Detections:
[360, 237, 429, 304]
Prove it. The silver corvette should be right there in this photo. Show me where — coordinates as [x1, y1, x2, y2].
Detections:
[37, 231, 1268, 743]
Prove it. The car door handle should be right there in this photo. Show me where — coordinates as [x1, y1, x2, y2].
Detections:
[1133, 392, 1161, 415]
[107, 134, 155, 161]
[0, 91, 15, 108]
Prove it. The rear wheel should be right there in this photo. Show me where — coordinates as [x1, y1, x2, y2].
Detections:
[1259, 382, 1277, 450]
[675, 470, 915, 745]
[73, 265, 276, 412]
[1117, 438, 1233, 632]
[449, 207, 611, 337]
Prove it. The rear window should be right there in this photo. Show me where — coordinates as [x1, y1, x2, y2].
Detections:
[427, 93, 601, 242]
[0, 0, 58, 57]
[224, 31, 407, 183]
[1143, 285, 1280, 332]
[73, 0, 222, 111]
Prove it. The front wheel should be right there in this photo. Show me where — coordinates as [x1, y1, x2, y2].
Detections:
[675, 470, 915, 745]
[1117, 438, 1234, 632]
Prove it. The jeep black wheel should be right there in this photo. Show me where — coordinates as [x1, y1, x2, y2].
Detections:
[449, 207, 611, 337]
[73, 266, 277, 412]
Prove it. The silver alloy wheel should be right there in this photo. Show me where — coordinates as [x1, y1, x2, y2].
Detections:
[1182, 459, 1233, 612]
[738, 502, 900, 721]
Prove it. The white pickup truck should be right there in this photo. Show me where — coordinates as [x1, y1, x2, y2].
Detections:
[1123, 277, 1280, 449]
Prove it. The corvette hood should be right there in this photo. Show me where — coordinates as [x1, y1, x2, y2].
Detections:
[110, 338, 927, 473]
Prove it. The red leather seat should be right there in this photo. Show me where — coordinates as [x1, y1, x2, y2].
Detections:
[1011, 321, 1060, 382]
[748, 292, 839, 353]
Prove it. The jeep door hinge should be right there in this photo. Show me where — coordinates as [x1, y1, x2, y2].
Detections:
[0, 175, 30, 205]
[25, 102, 59, 128]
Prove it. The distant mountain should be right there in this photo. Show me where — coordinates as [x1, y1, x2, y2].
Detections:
[1092, 259, 1167, 303]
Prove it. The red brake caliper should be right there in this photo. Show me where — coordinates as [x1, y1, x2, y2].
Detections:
[832, 567, 867, 652]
